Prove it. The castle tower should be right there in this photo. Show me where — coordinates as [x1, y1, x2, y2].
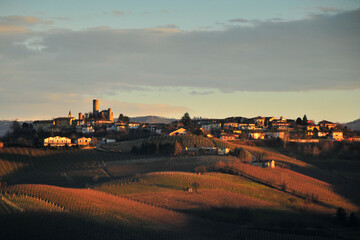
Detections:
[108, 108, 114, 122]
[93, 99, 99, 114]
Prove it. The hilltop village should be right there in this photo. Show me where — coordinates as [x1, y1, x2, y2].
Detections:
[1, 99, 358, 149]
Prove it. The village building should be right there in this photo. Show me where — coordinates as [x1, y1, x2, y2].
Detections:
[43, 136, 72, 147]
[76, 137, 92, 146]
[54, 111, 75, 128]
[219, 133, 237, 141]
[307, 125, 320, 131]
[270, 117, 291, 129]
[169, 128, 187, 136]
[253, 116, 265, 127]
[223, 122, 239, 129]
[82, 126, 95, 134]
[128, 122, 141, 130]
[317, 131, 329, 138]
[331, 131, 343, 141]
[319, 120, 337, 130]
[33, 120, 55, 132]
[265, 131, 286, 139]
[238, 123, 256, 130]
[249, 131, 266, 140]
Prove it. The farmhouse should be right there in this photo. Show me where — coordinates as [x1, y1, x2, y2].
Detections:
[76, 137, 91, 146]
[44, 136, 72, 147]
[331, 131, 343, 141]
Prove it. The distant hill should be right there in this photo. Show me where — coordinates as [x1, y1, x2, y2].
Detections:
[129, 115, 177, 124]
[345, 118, 360, 131]
[0, 120, 12, 137]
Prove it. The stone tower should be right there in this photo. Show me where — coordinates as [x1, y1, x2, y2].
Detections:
[93, 99, 99, 114]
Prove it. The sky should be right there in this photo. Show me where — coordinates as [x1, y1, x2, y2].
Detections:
[0, 0, 359, 123]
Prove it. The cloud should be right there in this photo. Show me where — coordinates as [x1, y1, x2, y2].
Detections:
[160, 9, 168, 13]
[0, 15, 53, 25]
[190, 91, 214, 95]
[14, 36, 47, 52]
[0, 15, 53, 35]
[228, 18, 249, 23]
[0, 8, 359, 116]
[317, 7, 342, 13]
[157, 24, 178, 29]
[0, 25, 27, 34]
[104, 10, 125, 16]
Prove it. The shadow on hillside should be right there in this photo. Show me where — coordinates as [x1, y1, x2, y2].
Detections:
[183, 206, 346, 239]
[0, 206, 346, 240]
[0, 148, 131, 187]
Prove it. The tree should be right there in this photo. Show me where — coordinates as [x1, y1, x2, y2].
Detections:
[174, 141, 182, 156]
[302, 115, 308, 125]
[181, 112, 193, 128]
[295, 117, 302, 125]
[10, 120, 21, 134]
[118, 114, 130, 123]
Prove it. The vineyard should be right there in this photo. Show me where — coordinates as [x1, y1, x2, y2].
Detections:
[101, 135, 238, 153]
[220, 160, 358, 212]
[0, 144, 359, 239]
[105, 155, 239, 178]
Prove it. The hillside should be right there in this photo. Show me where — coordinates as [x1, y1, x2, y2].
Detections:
[129, 115, 177, 124]
[0, 143, 359, 239]
[346, 118, 360, 130]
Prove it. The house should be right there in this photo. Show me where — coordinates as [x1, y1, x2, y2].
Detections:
[217, 148, 230, 155]
[201, 122, 221, 132]
[319, 120, 336, 130]
[251, 160, 275, 168]
[331, 131, 343, 141]
[249, 131, 265, 140]
[253, 116, 265, 127]
[169, 128, 187, 136]
[348, 137, 360, 142]
[307, 125, 320, 131]
[317, 131, 329, 138]
[44, 136, 72, 147]
[82, 126, 95, 134]
[232, 129, 242, 134]
[54, 111, 75, 128]
[128, 122, 141, 130]
[76, 137, 91, 146]
[223, 122, 239, 129]
[238, 123, 256, 130]
[106, 124, 117, 132]
[270, 117, 291, 129]
[219, 133, 237, 141]
[265, 131, 286, 139]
